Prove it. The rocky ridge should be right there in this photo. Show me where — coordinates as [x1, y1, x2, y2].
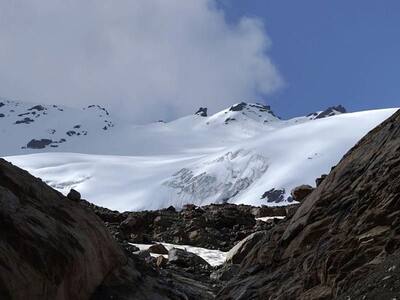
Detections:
[81, 200, 296, 252]
[217, 109, 400, 299]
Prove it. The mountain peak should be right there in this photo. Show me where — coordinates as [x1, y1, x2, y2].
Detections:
[194, 107, 208, 117]
[307, 105, 347, 119]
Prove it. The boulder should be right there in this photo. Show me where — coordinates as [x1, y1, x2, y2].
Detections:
[67, 188, 81, 201]
[156, 255, 168, 268]
[148, 243, 169, 255]
[0, 159, 125, 299]
[290, 184, 314, 202]
[168, 248, 210, 269]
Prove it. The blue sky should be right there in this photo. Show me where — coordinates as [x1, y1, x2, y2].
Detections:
[220, 0, 400, 118]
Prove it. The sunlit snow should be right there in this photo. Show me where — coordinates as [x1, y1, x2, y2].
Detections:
[2, 99, 397, 211]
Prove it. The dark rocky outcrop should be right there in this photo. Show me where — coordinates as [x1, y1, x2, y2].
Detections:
[0, 159, 212, 299]
[195, 107, 208, 117]
[67, 188, 81, 201]
[82, 201, 289, 252]
[26, 139, 53, 149]
[316, 105, 347, 119]
[225, 231, 267, 265]
[290, 184, 314, 202]
[261, 188, 290, 203]
[315, 174, 328, 187]
[168, 248, 210, 270]
[28, 105, 46, 111]
[0, 159, 125, 299]
[15, 117, 34, 124]
[217, 109, 400, 299]
[229, 102, 247, 111]
[148, 243, 169, 255]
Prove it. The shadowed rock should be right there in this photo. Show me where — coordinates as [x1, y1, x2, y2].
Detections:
[26, 139, 53, 149]
[217, 109, 400, 299]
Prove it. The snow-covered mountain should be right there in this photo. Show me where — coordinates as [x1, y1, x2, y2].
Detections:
[2, 98, 397, 211]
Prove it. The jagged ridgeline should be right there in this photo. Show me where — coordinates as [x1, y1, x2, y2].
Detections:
[2, 97, 397, 211]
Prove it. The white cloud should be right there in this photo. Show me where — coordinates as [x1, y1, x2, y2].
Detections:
[0, 0, 283, 122]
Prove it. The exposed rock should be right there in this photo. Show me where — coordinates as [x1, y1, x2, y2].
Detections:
[84, 202, 273, 251]
[67, 188, 81, 201]
[66, 130, 76, 136]
[15, 117, 34, 124]
[211, 264, 240, 282]
[315, 174, 328, 187]
[26, 138, 53, 149]
[120, 214, 141, 231]
[315, 105, 347, 119]
[123, 243, 140, 253]
[149, 243, 169, 255]
[290, 184, 314, 202]
[217, 109, 400, 299]
[0, 159, 217, 299]
[261, 188, 289, 202]
[156, 255, 168, 268]
[195, 107, 208, 117]
[224, 117, 236, 124]
[138, 250, 151, 259]
[168, 248, 211, 270]
[225, 231, 267, 265]
[0, 159, 125, 299]
[28, 105, 46, 111]
[229, 102, 247, 111]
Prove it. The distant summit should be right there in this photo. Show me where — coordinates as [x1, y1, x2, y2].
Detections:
[194, 107, 208, 117]
[307, 105, 347, 120]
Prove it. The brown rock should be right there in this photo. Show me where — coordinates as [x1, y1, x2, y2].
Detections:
[225, 231, 267, 265]
[156, 255, 168, 268]
[218, 110, 400, 299]
[290, 184, 314, 202]
[148, 243, 169, 255]
[0, 159, 124, 300]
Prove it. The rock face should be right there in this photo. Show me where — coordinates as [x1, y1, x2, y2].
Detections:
[308, 105, 347, 120]
[0, 159, 126, 300]
[195, 107, 208, 117]
[0, 159, 211, 299]
[218, 109, 400, 299]
[26, 138, 53, 149]
[225, 231, 267, 265]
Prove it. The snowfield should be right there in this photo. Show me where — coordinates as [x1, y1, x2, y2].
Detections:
[2, 99, 397, 211]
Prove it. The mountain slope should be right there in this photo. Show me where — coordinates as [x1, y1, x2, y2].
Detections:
[217, 109, 400, 299]
[2, 98, 398, 211]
